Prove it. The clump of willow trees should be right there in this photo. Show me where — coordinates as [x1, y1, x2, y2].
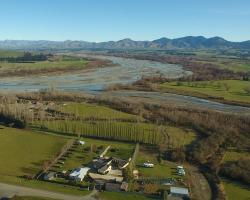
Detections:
[0, 95, 34, 128]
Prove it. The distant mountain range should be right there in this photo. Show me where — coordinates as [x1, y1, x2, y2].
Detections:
[0, 36, 250, 50]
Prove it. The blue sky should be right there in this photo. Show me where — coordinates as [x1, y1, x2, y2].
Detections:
[0, 0, 249, 42]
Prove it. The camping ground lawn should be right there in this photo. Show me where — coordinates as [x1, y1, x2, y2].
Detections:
[160, 80, 250, 104]
[98, 191, 158, 200]
[0, 125, 67, 178]
[10, 196, 58, 200]
[135, 145, 180, 179]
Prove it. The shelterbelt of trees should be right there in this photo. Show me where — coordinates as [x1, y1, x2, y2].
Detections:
[0, 96, 28, 128]
[0, 52, 50, 62]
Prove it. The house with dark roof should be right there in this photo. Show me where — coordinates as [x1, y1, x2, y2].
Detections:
[93, 157, 112, 170]
[98, 164, 112, 174]
[112, 157, 130, 169]
[43, 171, 56, 181]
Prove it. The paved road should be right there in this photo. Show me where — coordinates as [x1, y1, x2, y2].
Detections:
[0, 182, 97, 200]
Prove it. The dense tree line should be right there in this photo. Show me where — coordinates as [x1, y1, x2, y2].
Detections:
[220, 158, 250, 185]
[0, 103, 31, 128]
[0, 52, 50, 62]
[40, 120, 162, 145]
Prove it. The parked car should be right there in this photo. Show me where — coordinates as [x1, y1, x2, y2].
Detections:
[177, 165, 185, 176]
[143, 161, 154, 168]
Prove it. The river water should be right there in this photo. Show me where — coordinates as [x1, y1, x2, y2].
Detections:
[102, 90, 250, 115]
[0, 55, 190, 91]
[0, 55, 249, 114]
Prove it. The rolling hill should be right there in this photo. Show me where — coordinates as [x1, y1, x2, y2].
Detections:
[0, 36, 250, 50]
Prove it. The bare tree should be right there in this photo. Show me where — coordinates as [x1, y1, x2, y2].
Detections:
[244, 86, 250, 95]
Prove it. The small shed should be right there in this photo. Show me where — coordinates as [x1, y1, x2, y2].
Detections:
[69, 167, 90, 181]
[169, 187, 189, 198]
[43, 171, 56, 181]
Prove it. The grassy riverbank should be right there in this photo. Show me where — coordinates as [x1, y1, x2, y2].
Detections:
[222, 179, 250, 200]
[160, 80, 250, 106]
[0, 55, 89, 76]
[0, 53, 114, 77]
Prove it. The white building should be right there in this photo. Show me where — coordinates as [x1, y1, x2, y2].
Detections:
[169, 187, 189, 198]
[69, 167, 90, 181]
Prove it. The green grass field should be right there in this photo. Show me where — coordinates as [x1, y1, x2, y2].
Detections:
[0, 58, 88, 72]
[222, 179, 250, 200]
[0, 125, 93, 195]
[11, 196, 58, 200]
[160, 80, 250, 104]
[135, 145, 179, 179]
[58, 102, 139, 121]
[223, 150, 250, 162]
[98, 191, 158, 200]
[0, 50, 24, 58]
[0, 125, 67, 178]
[221, 150, 250, 200]
[194, 58, 250, 72]
[0, 174, 91, 196]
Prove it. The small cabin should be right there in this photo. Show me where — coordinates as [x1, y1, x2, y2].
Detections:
[169, 187, 190, 199]
[43, 171, 56, 181]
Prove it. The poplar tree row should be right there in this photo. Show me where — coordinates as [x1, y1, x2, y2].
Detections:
[41, 120, 163, 145]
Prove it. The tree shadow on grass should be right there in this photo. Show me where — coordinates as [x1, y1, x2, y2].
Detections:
[20, 161, 45, 175]
[20, 167, 38, 176]
[222, 178, 250, 191]
[231, 91, 250, 97]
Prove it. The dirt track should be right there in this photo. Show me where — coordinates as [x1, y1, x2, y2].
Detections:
[0, 182, 97, 200]
[186, 164, 212, 200]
